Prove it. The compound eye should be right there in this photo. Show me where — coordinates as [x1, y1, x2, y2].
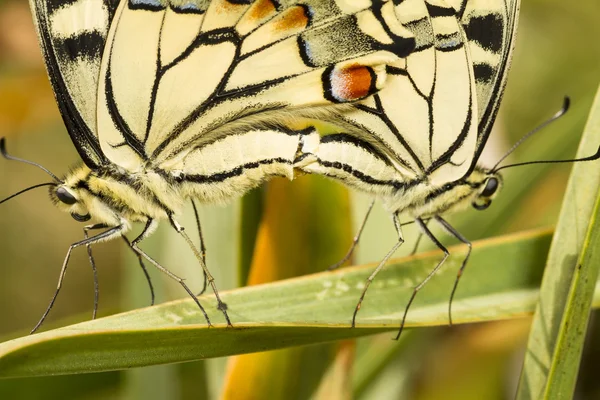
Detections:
[480, 177, 499, 198]
[56, 187, 77, 205]
[472, 199, 491, 211]
[71, 212, 91, 222]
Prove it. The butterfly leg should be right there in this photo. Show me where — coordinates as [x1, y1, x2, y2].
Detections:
[434, 216, 472, 327]
[168, 216, 232, 327]
[191, 200, 208, 295]
[121, 236, 155, 307]
[395, 218, 452, 340]
[82, 223, 111, 320]
[130, 219, 213, 326]
[31, 225, 124, 334]
[329, 198, 376, 271]
[352, 212, 404, 328]
[409, 218, 430, 256]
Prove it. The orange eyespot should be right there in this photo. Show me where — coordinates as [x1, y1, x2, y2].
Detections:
[323, 65, 376, 103]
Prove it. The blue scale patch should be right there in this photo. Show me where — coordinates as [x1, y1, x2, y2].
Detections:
[129, 0, 166, 11]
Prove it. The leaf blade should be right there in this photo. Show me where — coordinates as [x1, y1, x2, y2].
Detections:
[517, 84, 600, 399]
[0, 228, 558, 378]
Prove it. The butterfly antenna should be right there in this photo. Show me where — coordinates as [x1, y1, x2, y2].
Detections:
[494, 145, 600, 172]
[492, 97, 570, 172]
[0, 182, 56, 205]
[0, 137, 61, 182]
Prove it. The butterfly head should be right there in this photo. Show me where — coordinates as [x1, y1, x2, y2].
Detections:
[49, 167, 94, 223]
[51, 186, 90, 222]
[471, 169, 503, 211]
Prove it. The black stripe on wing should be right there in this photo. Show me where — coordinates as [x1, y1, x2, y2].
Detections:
[32, 1, 110, 168]
[104, 61, 148, 160]
[128, 0, 166, 11]
[427, 90, 474, 174]
[55, 31, 106, 63]
[317, 133, 418, 191]
[321, 133, 392, 162]
[174, 157, 292, 184]
[182, 122, 310, 155]
[316, 159, 411, 191]
[46, 0, 78, 14]
[472, 63, 495, 84]
[425, 3, 465, 53]
[463, 10, 504, 86]
[463, 12, 504, 53]
[352, 93, 426, 174]
[469, 1, 519, 171]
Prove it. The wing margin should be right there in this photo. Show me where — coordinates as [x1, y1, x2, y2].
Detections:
[29, 0, 116, 167]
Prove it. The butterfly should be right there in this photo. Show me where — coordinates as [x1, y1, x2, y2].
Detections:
[296, 0, 600, 338]
[0, 0, 419, 332]
[300, 0, 600, 338]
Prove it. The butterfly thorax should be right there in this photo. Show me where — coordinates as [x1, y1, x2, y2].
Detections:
[381, 167, 503, 219]
[50, 164, 185, 229]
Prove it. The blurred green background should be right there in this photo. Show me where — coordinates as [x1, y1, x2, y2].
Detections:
[0, 0, 599, 398]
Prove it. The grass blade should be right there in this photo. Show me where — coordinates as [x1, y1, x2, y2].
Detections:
[544, 189, 600, 398]
[516, 84, 600, 399]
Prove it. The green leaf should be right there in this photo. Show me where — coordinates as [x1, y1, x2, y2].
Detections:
[544, 190, 600, 398]
[517, 84, 600, 399]
[0, 228, 584, 378]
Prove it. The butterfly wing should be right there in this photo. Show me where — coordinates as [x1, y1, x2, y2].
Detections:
[29, 0, 118, 167]
[301, 0, 519, 190]
[94, 0, 417, 173]
[303, 0, 479, 188]
[459, 0, 520, 164]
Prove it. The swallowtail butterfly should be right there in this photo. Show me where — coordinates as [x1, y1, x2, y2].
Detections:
[1, 0, 417, 332]
[299, 0, 600, 338]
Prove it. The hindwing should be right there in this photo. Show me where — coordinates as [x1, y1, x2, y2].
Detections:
[94, 0, 416, 172]
[301, 0, 519, 191]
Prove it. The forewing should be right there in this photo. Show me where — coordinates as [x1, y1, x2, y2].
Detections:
[95, 0, 416, 172]
[29, 0, 117, 167]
